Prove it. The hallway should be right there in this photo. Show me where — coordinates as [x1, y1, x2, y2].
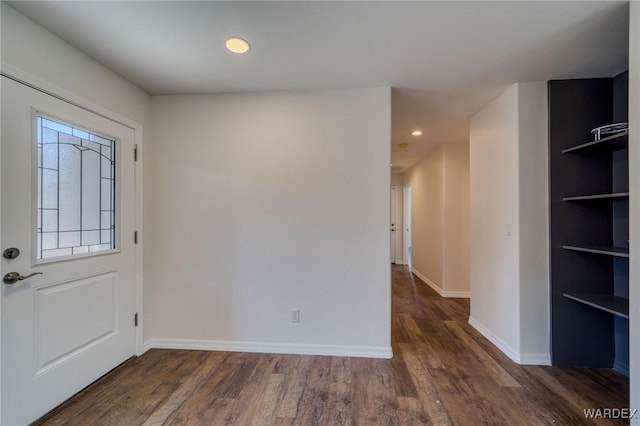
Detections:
[35, 265, 628, 425]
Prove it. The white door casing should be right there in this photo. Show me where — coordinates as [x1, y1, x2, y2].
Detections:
[404, 185, 412, 267]
[390, 186, 402, 264]
[1, 77, 137, 425]
[390, 187, 396, 263]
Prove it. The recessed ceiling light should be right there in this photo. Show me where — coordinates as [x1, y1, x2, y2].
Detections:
[225, 37, 251, 54]
[398, 142, 409, 149]
[411, 130, 423, 136]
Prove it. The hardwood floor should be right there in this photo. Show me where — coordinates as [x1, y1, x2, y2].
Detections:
[35, 265, 629, 425]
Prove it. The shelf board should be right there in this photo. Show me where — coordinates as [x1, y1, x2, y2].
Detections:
[563, 245, 629, 258]
[562, 131, 628, 154]
[563, 192, 629, 201]
[563, 293, 629, 319]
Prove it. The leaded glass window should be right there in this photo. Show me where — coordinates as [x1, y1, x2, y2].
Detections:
[36, 115, 116, 260]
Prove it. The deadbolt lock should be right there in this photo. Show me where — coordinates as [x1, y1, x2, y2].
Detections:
[2, 248, 20, 260]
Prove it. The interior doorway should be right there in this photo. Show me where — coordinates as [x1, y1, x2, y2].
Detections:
[390, 186, 402, 264]
[403, 185, 412, 267]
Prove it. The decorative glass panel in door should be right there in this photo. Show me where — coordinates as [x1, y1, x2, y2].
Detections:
[36, 114, 117, 261]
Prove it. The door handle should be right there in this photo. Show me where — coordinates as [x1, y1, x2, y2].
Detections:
[3, 272, 43, 285]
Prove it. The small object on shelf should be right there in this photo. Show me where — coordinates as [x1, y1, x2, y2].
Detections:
[590, 122, 628, 140]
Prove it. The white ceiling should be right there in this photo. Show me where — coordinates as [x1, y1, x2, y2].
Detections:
[8, 1, 629, 172]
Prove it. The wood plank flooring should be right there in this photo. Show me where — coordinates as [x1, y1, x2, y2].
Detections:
[34, 265, 629, 425]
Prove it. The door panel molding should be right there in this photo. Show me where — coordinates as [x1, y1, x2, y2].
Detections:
[35, 271, 118, 374]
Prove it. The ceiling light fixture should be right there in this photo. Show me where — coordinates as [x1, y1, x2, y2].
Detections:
[411, 130, 423, 136]
[225, 37, 251, 54]
[398, 142, 409, 149]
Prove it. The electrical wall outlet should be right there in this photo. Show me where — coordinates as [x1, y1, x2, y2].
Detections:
[291, 309, 300, 323]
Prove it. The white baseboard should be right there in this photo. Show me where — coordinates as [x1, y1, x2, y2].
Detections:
[468, 316, 520, 363]
[468, 316, 551, 366]
[442, 290, 471, 298]
[519, 353, 552, 366]
[411, 267, 470, 298]
[143, 338, 393, 359]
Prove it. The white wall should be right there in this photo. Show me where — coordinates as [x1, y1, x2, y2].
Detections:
[517, 82, 550, 360]
[405, 146, 445, 289]
[148, 88, 392, 356]
[469, 83, 550, 364]
[470, 85, 521, 355]
[629, 1, 639, 421]
[443, 141, 470, 294]
[403, 141, 470, 297]
[0, 4, 150, 126]
[391, 173, 404, 187]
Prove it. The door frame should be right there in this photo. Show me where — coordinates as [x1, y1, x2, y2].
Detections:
[0, 63, 145, 372]
[390, 186, 402, 264]
[403, 184, 412, 267]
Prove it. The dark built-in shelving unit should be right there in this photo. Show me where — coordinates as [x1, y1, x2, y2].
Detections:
[549, 72, 629, 374]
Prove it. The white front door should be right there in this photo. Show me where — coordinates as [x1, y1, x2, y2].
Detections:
[1, 77, 137, 425]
